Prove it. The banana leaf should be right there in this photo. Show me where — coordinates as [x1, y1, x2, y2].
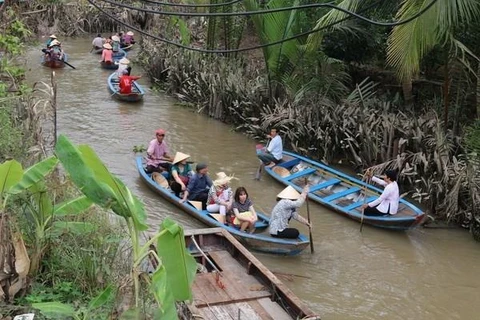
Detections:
[53, 196, 93, 216]
[9, 156, 58, 195]
[55, 135, 118, 210]
[151, 265, 178, 320]
[49, 221, 97, 237]
[32, 302, 75, 318]
[88, 285, 114, 310]
[156, 218, 196, 301]
[0, 160, 23, 199]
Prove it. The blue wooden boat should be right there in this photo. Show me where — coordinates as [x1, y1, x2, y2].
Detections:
[112, 49, 127, 60]
[136, 156, 310, 255]
[121, 43, 134, 52]
[257, 147, 426, 230]
[107, 73, 145, 102]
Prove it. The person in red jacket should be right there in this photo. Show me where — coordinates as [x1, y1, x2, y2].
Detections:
[119, 74, 141, 94]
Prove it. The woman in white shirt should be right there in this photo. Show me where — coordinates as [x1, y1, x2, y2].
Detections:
[361, 170, 399, 216]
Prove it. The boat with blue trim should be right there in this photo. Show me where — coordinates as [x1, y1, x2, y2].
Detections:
[136, 156, 310, 255]
[107, 73, 145, 102]
[257, 147, 425, 230]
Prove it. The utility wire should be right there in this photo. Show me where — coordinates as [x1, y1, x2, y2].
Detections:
[96, 0, 437, 24]
[141, 0, 243, 8]
[87, 0, 437, 54]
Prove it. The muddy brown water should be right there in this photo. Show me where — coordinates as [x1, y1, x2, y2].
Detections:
[24, 36, 480, 319]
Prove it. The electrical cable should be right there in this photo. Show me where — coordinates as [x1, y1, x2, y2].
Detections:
[87, 0, 437, 54]
[95, 0, 437, 24]
[140, 0, 243, 8]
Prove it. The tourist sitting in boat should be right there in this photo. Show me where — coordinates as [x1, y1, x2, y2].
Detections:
[232, 187, 258, 233]
[257, 127, 283, 168]
[111, 35, 121, 52]
[116, 57, 130, 76]
[123, 31, 135, 45]
[206, 172, 236, 224]
[43, 40, 64, 61]
[180, 163, 212, 210]
[269, 185, 311, 239]
[361, 169, 399, 216]
[118, 31, 125, 46]
[101, 43, 113, 63]
[146, 129, 173, 173]
[91, 34, 104, 51]
[170, 152, 193, 197]
[45, 34, 57, 47]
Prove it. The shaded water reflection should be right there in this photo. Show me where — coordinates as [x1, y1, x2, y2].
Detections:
[24, 36, 480, 319]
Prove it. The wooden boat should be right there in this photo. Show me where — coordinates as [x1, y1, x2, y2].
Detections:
[136, 156, 310, 255]
[121, 43, 134, 51]
[41, 53, 69, 69]
[257, 147, 426, 230]
[92, 46, 103, 54]
[177, 228, 320, 320]
[107, 73, 145, 102]
[112, 49, 127, 60]
[100, 60, 118, 70]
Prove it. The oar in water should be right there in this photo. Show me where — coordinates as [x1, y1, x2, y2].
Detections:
[360, 169, 372, 232]
[304, 177, 314, 253]
[62, 59, 76, 70]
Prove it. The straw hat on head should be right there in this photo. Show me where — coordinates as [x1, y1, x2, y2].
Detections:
[119, 58, 130, 65]
[49, 34, 57, 39]
[103, 43, 112, 50]
[277, 186, 301, 200]
[49, 40, 61, 47]
[126, 31, 134, 36]
[112, 35, 120, 42]
[213, 172, 237, 186]
[172, 152, 190, 165]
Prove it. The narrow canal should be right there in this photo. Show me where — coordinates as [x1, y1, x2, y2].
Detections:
[25, 36, 479, 320]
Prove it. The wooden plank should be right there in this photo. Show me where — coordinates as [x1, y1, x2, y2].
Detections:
[197, 302, 263, 320]
[344, 196, 377, 211]
[257, 297, 293, 320]
[309, 178, 341, 192]
[286, 168, 316, 181]
[322, 187, 361, 202]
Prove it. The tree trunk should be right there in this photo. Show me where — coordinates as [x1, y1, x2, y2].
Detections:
[402, 79, 413, 106]
[477, 63, 480, 120]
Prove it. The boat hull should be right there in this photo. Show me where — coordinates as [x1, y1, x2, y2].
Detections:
[136, 156, 310, 255]
[100, 61, 118, 70]
[258, 148, 425, 230]
[107, 73, 145, 102]
[121, 44, 134, 51]
[177, 228, 319, 320]
[41, 53, 68, 69]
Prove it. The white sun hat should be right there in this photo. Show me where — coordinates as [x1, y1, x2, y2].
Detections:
[277, 186, 301, 200]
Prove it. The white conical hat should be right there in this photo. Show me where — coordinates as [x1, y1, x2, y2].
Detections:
[49, 34, 57, 39]
[172, 152, 190, 165]
[103, 43, 112, 49]
[112, 35, 120, 42]
[119, 58, 130, 65]
[49, 39, 61, 47]
[277, 186, 300, 200]
[213, 172, 237, 186]
[126, 31, 134, 36]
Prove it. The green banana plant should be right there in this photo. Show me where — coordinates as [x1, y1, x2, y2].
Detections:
[55, 135, 196, 317]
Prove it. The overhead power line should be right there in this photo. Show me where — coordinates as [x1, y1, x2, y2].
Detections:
[87, 0, 438, 54]
[96, 0, 437, 24]
[140, 0, 243, 8]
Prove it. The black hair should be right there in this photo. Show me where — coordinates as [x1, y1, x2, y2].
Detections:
[234, 187, 249, 203]
[126, 66, 132, 76]
[97, 33, 101, 37]
[385, 169, 397, 181]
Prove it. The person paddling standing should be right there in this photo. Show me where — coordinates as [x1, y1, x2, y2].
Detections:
[361, 170, 400, 216]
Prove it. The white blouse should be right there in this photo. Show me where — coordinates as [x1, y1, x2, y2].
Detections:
[368, 176, 400, 214]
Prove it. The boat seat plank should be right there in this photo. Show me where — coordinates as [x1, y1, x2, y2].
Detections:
[344, 196, 377, 211]
[322, 187, 361, 202]
[197, 302, 263, 320]
[257, 297, 293, 320]
[286, 168, 316, 181]
[309, 178, 341, 192]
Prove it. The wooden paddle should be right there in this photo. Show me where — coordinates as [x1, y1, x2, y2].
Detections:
[63, 59, 76, 70]
[254, 140, 269, 180]
[360, 169, 371, 233]
[304, 177, 314, 253]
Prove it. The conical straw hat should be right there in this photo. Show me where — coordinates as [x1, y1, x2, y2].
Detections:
[126, 31, 134, 36]
[172, 152, 190, 165]
[152, 172, 169, 189]
[49, 34, 57, 39]
[273, 166, 290, 178]
[213, 172, 237, 186]
[103, 43, 112, 49]
[119, 58, 130, 65]
[277, 186, 300, 200]
[112, 35, 120, 42]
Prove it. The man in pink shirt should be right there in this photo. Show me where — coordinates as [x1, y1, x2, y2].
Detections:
[146, 129, 174, 173]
